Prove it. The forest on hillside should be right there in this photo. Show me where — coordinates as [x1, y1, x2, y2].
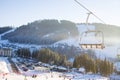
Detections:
[2, 20, 79, 45]
[0, 27, 12, 34]
[1, 21, 120, 45]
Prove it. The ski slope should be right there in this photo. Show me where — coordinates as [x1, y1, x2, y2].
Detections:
[0, 57, 11, 74]
[0, 28, 16, 40]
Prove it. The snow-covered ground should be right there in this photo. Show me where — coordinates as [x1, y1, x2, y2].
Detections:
[110, 74, 120, 80]
[0, 57, 109, 80]
[0, 58, 10, 73]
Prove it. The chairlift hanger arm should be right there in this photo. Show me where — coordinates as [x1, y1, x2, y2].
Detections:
[86, 13, 91, 24]
[86, 12, 92, 28]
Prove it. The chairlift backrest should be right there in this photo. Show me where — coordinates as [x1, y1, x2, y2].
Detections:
[80, 30, 105, 49]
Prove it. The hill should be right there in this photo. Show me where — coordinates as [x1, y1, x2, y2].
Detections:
[2, 20, 79, 45]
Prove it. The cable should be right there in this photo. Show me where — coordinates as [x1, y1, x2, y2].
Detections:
[74, 0, 106, 24]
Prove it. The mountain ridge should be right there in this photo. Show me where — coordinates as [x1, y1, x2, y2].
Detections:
[1, 20, 120, 45]
[2, 19, 79, 45]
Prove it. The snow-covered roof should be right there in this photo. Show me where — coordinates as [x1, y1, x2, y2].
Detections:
[78, 67, 85, 72]
[57, 66, 67, 70]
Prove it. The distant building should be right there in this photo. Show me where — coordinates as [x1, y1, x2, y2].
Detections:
[78, 67, 85, 74]
[0, 48, 12, 57]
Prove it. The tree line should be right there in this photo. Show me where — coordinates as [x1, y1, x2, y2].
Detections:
[16, 48, 113, 76]
[16, 48, 68, 67]
[73, 53, 113, 76]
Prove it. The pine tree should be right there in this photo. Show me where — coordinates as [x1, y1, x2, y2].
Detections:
[95, 59, 101, 73]
[73, 56, 79, 68]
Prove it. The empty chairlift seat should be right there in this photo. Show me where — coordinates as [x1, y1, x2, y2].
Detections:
[79, 30, 105, 49]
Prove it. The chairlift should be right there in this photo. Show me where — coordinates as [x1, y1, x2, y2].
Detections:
[117, 48, 120, 59]
[74, 0, 105, 49]
[79, 12, 105, 49]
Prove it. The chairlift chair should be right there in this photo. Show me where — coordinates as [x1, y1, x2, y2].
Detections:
[117, 48, 120, 59]
[80, 30, 105, 49]
[79, 12, 105, 49]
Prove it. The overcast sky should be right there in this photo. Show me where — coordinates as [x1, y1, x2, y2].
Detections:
[0, 0, 120, 27]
